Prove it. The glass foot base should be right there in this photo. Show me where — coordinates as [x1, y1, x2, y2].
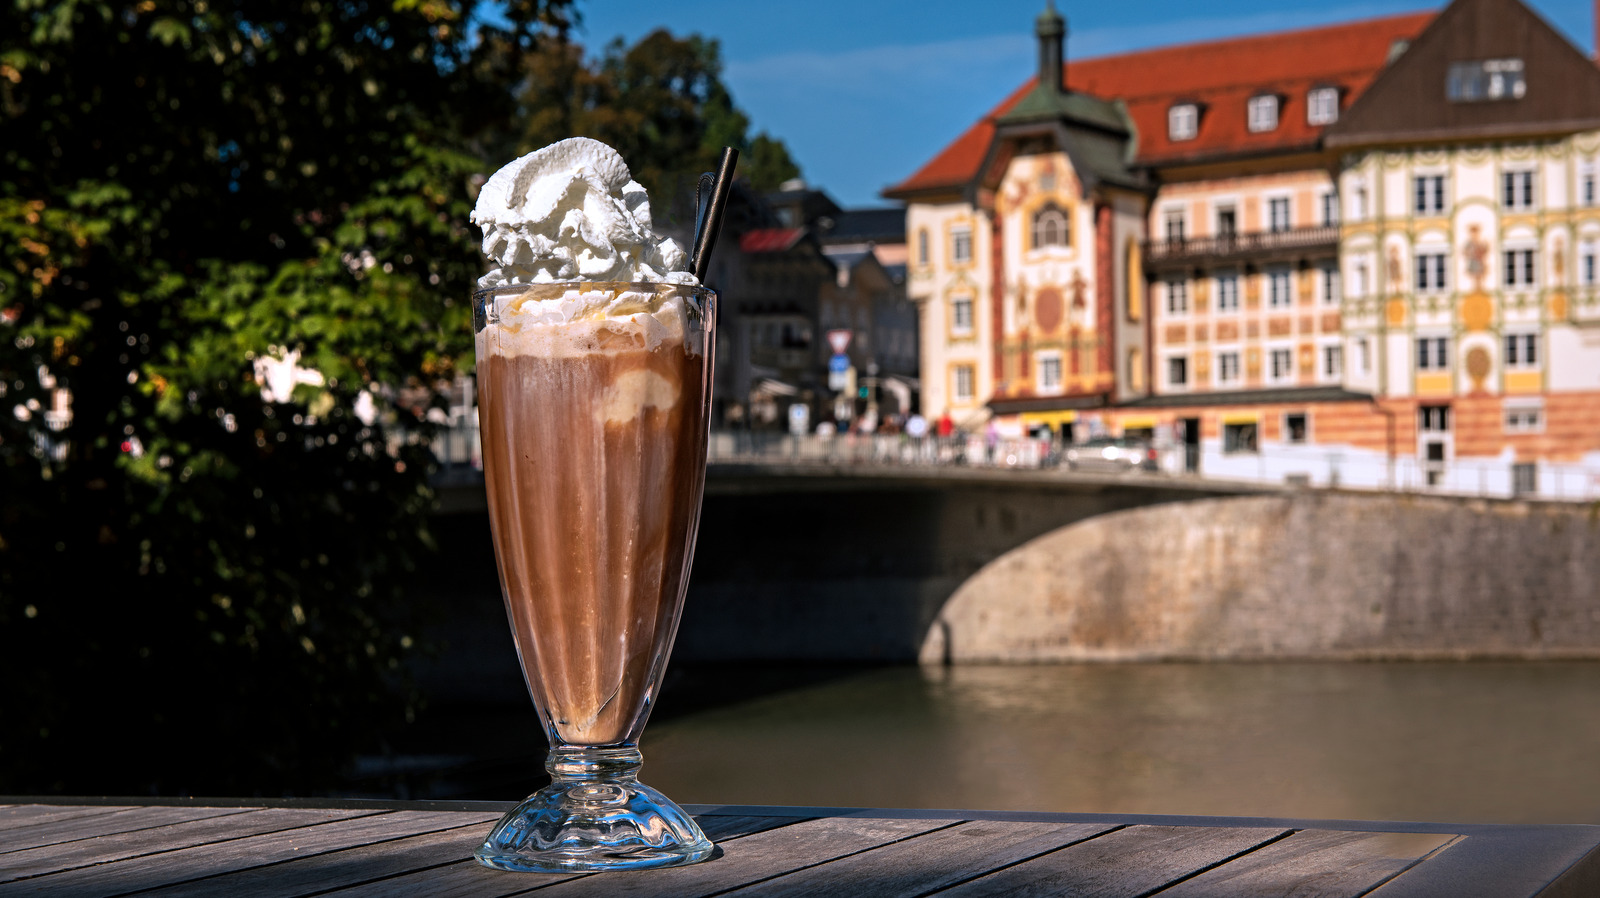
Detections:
[475, 779, 713, 873]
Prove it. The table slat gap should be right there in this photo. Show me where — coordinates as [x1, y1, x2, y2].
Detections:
[926, 825, 1295, 898]
[715, 819, 1123, 898]
[0, 805, 141, 836]
[1148, 828, 1460, 898]
[0, 808, 381, 886]
[132, 817, 502, 898]
[0, 806, 260, 857]
[1121, 827, 1300, 898]
[0, 809, 455, 898]
[1353, 834, 1468, 898]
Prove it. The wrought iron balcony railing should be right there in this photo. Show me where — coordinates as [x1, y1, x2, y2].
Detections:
[1143, 225, 1340, 269]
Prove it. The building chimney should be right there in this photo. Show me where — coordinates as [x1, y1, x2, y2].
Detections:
[1036, 1, 1066, 94]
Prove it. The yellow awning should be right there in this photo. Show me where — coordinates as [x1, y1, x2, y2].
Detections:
[1022, 410, 1077, 427]
[1221, 412, 1261, 425]
[1117, 415, 1158, 429]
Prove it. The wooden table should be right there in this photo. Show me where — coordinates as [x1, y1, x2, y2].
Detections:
[1, 799, 1596, 896]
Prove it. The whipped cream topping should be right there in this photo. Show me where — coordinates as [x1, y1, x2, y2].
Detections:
[471, 138, 697, 288]
[476, 287, 696, 359]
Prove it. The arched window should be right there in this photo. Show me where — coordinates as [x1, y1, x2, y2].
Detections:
[1032, 203, 1069, 250]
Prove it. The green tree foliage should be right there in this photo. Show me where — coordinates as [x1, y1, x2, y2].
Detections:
[0, 0, 570, 794]
[509, 29, 803, 224]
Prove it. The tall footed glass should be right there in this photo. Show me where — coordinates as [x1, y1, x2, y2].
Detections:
[471, 282, 716, 873]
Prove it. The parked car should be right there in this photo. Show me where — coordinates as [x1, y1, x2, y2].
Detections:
[1063, 436, 1158, 472]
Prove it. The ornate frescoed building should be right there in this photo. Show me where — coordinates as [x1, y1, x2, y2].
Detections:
[1323, 0, 1600, 493]
[890, 0, 1600, 498]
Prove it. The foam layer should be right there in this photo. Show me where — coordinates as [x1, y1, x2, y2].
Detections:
[471, 137, 697, 288]
[476, 287, 696, 359]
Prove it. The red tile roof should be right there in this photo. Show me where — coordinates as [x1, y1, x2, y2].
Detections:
[886, 11, 1435, 198]
[738, 228, 806, 253]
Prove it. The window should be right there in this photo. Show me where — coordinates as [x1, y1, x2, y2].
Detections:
[1415, 252, 1448, 292]
[951, 225, 972, 264]
[1322, 344, 1343, 378]
[1447, 58, 1525, 102]
[1503, 249, 1535, 287]
[1217, 351, 1241, 384]
[1247, 95, 1279, 132]
[1167, 356, 1188, 388]
[1357, 337, 1371, 373]
[1416, 336, 1450, 371]
[1169, 103, 1198, 141]
[1223, 421, 1258, 453]
[1583, 242, 1597, 285]
[1163, 207, 1187, 242]
[1352, 261, 1369, 298]
[1267, 268, 1292, 307]
[1419, 404, 1451, 431]
[1284, 412, 1309, 443]
[1216, 206, 1237, 237]
[1269, 347, 1294, 381]
[1504, 332, 1538, 368]
[1512, 462, 1539, 495]
[1038, 352, 1063, 393]
[1032, 203, 1069, 249]
[1268, 197, 1290, 232]
[1215, 273, 1240, 312]
[1352, 184, 1368, 220]
[917, 228, 929, 266]
[1166, 279, 1189, 315]
[1320, 192, 1339, 226]
[1506, 404, 1543, 433]
[1307, 87, 1339, 125]
[1583, 163, 1596, 207]
[951, 295, 974, 335]
[953, 364, 974, 402]
[1321, 265, 1342, 304]
[1414, 175, 1445, 214]
[1502, 171, 1535, 210]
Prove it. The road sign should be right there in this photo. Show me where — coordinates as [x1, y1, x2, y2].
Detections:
[828, 353, 850, 373]
[829, 364, 854, 392]
[826, 329, 852, 355]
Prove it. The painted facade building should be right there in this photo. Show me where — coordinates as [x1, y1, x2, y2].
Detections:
[889, 0, 1600, 498]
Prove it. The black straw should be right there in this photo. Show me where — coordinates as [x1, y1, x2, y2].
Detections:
[691, 147, 739, 282]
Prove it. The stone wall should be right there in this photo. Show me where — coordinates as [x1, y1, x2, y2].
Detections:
[922, 492, 1600, 663]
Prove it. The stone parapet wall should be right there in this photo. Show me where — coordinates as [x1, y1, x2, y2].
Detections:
[922, 492, 1600, 663]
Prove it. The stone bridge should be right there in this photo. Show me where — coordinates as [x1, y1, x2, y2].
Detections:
[426, 466, 1600, 675]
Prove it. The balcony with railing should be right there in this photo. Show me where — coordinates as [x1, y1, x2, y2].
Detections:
[1143, 225, 1340, 270]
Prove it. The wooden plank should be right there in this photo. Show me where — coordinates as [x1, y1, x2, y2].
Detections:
[929, 825, 1290, 898]
[0, 807, 253, 855]
[316, 813, 814, 897]
[0, 806, 138, 836]
[1152, 829, 1460, 898]
[718, 820, 1117, 898]
[132, 816, 502, 898]
[524, 816, 955, 898]
[0, 809, 376, 885]
[0, 810, 482, 898]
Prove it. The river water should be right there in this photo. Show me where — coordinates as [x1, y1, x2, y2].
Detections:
[641, 662, 1600, 824]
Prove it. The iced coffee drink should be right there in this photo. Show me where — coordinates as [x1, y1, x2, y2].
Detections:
[468, 139, 715, 872]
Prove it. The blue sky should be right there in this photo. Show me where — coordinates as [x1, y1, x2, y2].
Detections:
[568, 0, 1594, 207]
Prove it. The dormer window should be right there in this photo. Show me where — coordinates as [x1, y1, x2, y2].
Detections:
[1306, 87, 1339, 125]
[1448, 59, 1525, 102]
[1168, 103, 1198, 141]
[1247, 95, 1279, 132]
[1032, 202, 1070, 249]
